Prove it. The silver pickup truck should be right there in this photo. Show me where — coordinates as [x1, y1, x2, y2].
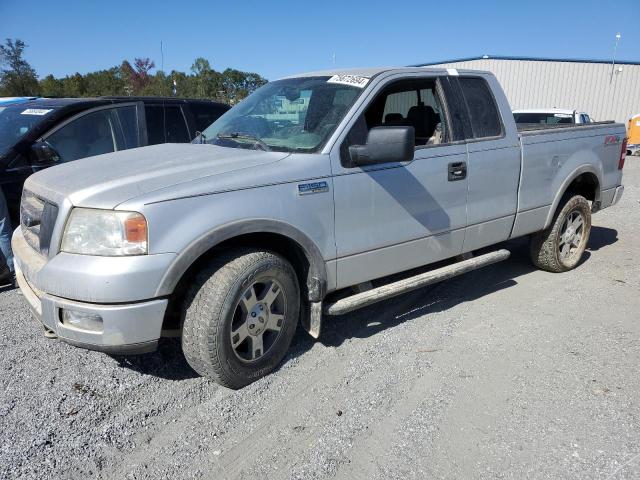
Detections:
[13, 67, 626, 388]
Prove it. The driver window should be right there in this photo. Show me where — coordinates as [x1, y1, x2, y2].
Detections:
[45, 109, 116, 162]
[342, 78, 449, 159]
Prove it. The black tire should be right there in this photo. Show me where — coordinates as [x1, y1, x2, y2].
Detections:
[181, 248, 300, 389]
[530, 194, 592, 273]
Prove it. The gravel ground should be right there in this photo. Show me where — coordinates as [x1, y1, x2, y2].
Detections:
[1, 161, 639, 480]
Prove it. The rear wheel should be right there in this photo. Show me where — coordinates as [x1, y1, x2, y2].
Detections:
[530, 194, 592, 272]
[181, 248, 300, 389]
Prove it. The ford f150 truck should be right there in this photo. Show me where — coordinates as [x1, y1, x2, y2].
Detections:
[13, 67, 627, 388]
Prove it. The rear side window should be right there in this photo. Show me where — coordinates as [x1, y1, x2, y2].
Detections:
[189, 103, 229, 132]
[145, 105, 190, 145]
[459, 77, 502, 139]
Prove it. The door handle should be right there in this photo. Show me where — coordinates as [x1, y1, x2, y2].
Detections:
[448, 162, 467, 181]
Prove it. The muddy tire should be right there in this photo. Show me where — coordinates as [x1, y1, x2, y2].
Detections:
[530, 194, 592, 273]
[181, 248, 300, 389]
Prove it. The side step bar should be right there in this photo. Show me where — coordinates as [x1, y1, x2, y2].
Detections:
[324, 249, 511, 316]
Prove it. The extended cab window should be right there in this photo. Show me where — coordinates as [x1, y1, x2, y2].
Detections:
[458, 77, 502, 138]
[45, 109, 116, 162]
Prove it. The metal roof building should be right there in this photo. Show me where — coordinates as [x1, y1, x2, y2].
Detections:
[413, 56, 640, 124]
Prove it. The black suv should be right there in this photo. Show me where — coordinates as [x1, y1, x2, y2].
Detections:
[0, 97, 229, 222]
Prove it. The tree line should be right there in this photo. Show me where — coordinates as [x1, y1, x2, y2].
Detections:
[0, 39, 267, 104]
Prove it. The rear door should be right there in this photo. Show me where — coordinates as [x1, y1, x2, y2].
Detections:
[330, 73, 469, 289]
[453, 75, 521, 251]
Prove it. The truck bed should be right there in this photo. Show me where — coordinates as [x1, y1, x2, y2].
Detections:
[510, 120, 625, 239]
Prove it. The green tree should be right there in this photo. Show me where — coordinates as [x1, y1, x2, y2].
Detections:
[62, 73, 87, 97]
[190, 57, 225, 100]
[28, 53, 268, 102]
[40, 74, 64, 97]
[0, 38, 40, 96]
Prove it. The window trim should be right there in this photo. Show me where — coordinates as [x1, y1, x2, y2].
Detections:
[454, 76, 506, 143]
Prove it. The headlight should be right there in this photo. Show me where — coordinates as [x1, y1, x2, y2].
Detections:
[61, 208, 148, 256]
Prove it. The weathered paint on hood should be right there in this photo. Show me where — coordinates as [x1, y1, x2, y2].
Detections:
[24, 143, 289, 209]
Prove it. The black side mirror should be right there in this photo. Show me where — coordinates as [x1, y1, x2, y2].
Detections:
[348, 126, 415, 167]
[31, 141, 61, 165]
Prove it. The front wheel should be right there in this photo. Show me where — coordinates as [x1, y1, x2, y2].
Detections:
[530, 194, 592, 273]
[181, 248, 300, 389]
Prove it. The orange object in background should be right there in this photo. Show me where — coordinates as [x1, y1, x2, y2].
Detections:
[628, 114, 640, 146]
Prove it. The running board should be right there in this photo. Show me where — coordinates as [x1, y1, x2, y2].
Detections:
[323, 249, 511, 316]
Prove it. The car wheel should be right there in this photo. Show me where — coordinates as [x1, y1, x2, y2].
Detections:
[530, 194, 592, 273]
[181, 248, 300, 389]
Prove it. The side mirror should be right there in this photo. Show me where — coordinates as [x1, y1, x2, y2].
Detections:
[348, 126, 415, 167]
[31, 141, 61, 165]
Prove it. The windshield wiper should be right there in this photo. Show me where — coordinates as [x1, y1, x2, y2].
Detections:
[216, 132, 271, 151]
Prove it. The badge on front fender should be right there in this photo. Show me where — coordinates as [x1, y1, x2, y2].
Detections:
[298, 181, 329, 195]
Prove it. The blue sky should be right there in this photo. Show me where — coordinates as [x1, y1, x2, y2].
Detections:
[1, 0, 639, 80]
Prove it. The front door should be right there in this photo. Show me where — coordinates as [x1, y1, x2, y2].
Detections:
[330, 74, 469, 289]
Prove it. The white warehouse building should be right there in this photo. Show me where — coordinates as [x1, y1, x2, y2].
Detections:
[414, 55, 640, 124]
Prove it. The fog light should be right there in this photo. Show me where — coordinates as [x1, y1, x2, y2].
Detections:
[61, 309, 103, 332]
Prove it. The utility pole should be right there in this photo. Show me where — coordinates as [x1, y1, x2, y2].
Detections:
[610, 32, 621, 84]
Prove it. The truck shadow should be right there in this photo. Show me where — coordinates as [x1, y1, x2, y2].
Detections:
[587, 226, 618, 251]
[111, 338, 200, 381]
[309, 234, 594, 349]
[311, 237, 535, 349]
[112, 227, 616, 382]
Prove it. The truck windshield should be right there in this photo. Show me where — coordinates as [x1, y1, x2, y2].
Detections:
[200, 76, 363, 153]
[513, 112, 574, 124]
[0, 105, 59, 157]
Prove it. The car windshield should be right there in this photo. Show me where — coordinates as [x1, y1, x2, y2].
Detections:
[200, 76, 364, 153]
[0, 105, 59, 157]
[513, 112, 574, 124]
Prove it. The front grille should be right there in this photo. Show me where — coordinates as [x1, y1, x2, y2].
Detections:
[20, 190, 58, 256]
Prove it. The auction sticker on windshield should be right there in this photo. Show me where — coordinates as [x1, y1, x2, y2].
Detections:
[21, 108, 52, 116]
[327, 75, 369, 88]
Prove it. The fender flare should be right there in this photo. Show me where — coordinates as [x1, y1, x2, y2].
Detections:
[543, 164, 602, 229]
[154, 219, 328, 302]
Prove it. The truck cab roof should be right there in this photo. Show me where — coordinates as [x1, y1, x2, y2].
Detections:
[280, 66, 491, 80]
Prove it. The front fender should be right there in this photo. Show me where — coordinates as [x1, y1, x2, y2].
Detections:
[154, 219, 328, 302]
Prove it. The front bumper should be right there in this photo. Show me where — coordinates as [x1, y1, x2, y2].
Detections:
[13, 230, 170, 355]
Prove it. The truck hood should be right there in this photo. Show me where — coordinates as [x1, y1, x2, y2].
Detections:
[25, 143, 289, 209]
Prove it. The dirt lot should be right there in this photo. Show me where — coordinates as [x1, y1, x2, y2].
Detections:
[1, 161, 639, 480]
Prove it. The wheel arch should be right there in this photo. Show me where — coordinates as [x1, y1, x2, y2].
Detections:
[155, 219, 327, 303]
[544, 166, 601, 229]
